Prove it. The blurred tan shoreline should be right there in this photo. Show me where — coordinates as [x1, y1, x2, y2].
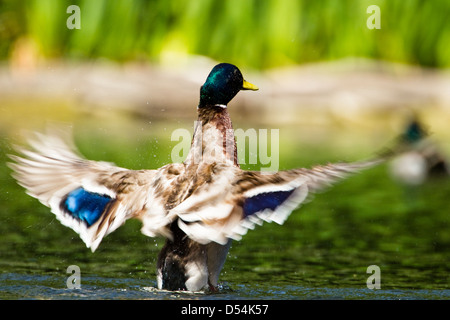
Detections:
[1, 58, 449, 156]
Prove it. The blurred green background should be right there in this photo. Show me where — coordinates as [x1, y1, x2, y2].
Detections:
[0, 0, 449, 298]
[1, 0, 450, 69]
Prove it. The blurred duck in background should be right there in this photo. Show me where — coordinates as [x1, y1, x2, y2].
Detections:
[389, 116, 449, 186]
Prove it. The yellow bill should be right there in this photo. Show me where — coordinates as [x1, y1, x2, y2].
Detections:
[242, 79, 259, 91]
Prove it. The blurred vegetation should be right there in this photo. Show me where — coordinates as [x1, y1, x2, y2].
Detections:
[0, 0, 449, 69]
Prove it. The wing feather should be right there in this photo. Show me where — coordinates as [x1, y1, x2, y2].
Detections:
[176, 159, 381, 244]
[9, 129, 158, 251]
[9, 128, 384, 248]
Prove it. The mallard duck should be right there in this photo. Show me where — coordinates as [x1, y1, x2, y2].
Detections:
[9, 63, 382, 292]
[389, 117, 449, 186]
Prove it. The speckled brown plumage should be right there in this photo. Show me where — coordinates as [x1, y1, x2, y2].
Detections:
[197, 105, 239, 166]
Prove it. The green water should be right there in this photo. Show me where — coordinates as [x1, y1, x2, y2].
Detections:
[0, 117, 448, 300]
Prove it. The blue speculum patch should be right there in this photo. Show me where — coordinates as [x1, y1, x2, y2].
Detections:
[243, 189, 295, 218]
[64, 188, 113, 226]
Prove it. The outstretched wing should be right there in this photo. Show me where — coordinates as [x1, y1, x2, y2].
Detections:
[233, 160, 382, 229]
[8, 129, 159, 252]
[175, 160, 381, 245]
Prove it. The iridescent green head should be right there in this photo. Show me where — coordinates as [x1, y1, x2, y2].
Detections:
[199, 63, 258, 107]
[404, 119, 427, 143]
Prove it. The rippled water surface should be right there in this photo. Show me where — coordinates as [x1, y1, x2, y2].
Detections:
[1, 273, 448, 300]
